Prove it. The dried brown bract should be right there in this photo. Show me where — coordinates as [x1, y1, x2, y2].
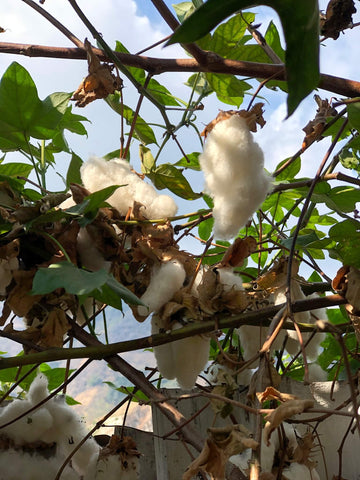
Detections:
[302, 95, 337, 149]
[320, 0, 356, 39]
[72, 38, 123, 107]
[201, 103, 266, 138]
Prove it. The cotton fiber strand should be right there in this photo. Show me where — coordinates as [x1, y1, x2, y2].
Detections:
[217, 267, 244, 292]
[138, 260, 186, 317]
[80, 157, 177, 219]
[199, 115, 272, 239]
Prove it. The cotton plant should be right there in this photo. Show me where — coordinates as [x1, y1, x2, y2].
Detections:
[199, 107, 272, 240]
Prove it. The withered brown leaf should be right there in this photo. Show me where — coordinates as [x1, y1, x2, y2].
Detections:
[256, 386, 297, 405]
[201, 103, 266, 138]
[220, 236, 257, 268]
[320, 0, 356, 39]
[263, 399, 314, 446]
[72, 38, 123, 107]
[302, 95, 337, 149]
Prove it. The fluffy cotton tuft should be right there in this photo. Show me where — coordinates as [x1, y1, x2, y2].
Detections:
[80, 157, 177, 219]
[0, 374, 99, 478]
[137, 260, 186, 317]
[217, 267, 244, 292]
[93, 453, 139, 480]
[152, 317, 210, 389]
[199, 115, 272, 239]
[282, 462, 320, 480]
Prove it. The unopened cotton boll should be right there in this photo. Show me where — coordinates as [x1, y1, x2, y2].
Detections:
[199, 115, 272, 240]
[137, 260, 186, 317]
[80, 157, 177, 219]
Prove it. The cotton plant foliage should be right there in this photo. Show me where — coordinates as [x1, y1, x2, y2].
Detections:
[199, 107, 272, 240]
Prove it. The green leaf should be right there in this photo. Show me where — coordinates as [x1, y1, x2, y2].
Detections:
[139, 145, 156, 174]
[198, 215, 214, 240]
[205, 73, 251, 107]
[264, 20, 285, 62]
[175, 152, 201, 171]
[105, 383, 150, 403]
[32, 262, 143, 306]
[173, 2, 196, 22]
[347, 101, 360, 132]
[167, 0, 320, 116]
[65, 395, 81, 405]
[281, 231, 320, 250]
[66, 152, 83, 187]
[149, 163, 202, 200]
[0, 162, 33, 179]
[106, 95, 157, 145]
[40, 365, 75, 391]
[275, 156, 301, 181]
[185, 73, 214, 97]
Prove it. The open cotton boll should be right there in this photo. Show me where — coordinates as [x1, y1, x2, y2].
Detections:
[199, 115, 272, 240]
[171, 322, 210, 389]
[308, 363, 327, 382]
[94, 455, 139, 480]
[237, 325, 286, 366]
[282, 462, 320, 480]
[77, 228, 111, 272]
[151, 315, 177, 381]
[0, 450, 81, 480]
[80, 157, 177, 219]
[218, 267, 244, 292]
[137, 260, 186, 317]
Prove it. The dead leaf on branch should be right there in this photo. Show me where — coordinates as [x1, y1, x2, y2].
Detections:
[72, 38, 123, 107]
[201, 103, 266, 138]
[302, 95, 337, 149]
[320, 0, 356, 39]
[183, 425, 259, 480]
[292, 431, 317, 469]
[263, 399, 314, 446]
[256, 386, 297, 405]
[255, 257, 299, 292]
[219, 236, 257, 268]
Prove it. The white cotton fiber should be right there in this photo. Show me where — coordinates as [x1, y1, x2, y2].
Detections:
[80, 157, 177, 219]
[282, 462, 320, 480]
[137, 260, 186, 317]
[152, 317, 210, 389]
[274, 284, 326, 362]
[94, 455, 139, 480]
[0, 450, 81, 480]
[218, 267, 244, 292]
[199, 115, 272, 240]
[77, 228, 111, 272]
[171, 322, 210, 390]
[0, 374, 99, 478]
[152, 315, 177, 380]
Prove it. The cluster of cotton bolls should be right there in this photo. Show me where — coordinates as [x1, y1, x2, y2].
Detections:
[0, 257, 19, 296]
[199, 114, 272, 240]
[0, 374, 99, 480]
[80, 156, 178, 220]
[142, 262, 245, 389]
[229, 423, 320, 479]
[237, 280, 327, 384]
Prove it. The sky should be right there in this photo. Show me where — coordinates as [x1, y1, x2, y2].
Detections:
[0, 0, 359, 414]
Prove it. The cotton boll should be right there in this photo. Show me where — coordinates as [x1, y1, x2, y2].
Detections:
[28, 374, 49, 405]
[80, 157, 177, 219]
[171, 322, 210, 389]
[94, 455, 139, 480]
[308, 363, 327, 382]
[237, 325, 286, 365]
[151, 315, 176, 380]
[282, 462, 320, 480]
[218, 267, 244, 292]
[137, 260, 186, 317]
[0, 450, 81, 480]
[77, 228, 111, 272]
[199, 115, 272, 240]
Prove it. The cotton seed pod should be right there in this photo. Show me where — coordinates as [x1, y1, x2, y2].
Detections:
[199, 114, 272, 240]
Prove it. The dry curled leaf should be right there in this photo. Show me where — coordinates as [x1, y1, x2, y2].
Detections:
[201, 103, 265, 138]
[220, 236, 257, 268]
[72, 38, 123, 107]
[292, 431, 317, 469]
[332, 265, 349, 293]
[256, 386, 297, 405]
[345, 266, 360, 311]
[320, 0, 356, 39]
[255, 257, 299, 292]
[302, 95, 337, 149]
[183, 425, 258, 480]
[38, 309, 70, 348]
[263, 399, 314, 446]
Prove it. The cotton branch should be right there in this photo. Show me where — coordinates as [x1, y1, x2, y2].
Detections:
[1, 42, 360, 98]
[0, 294, 347, 370]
